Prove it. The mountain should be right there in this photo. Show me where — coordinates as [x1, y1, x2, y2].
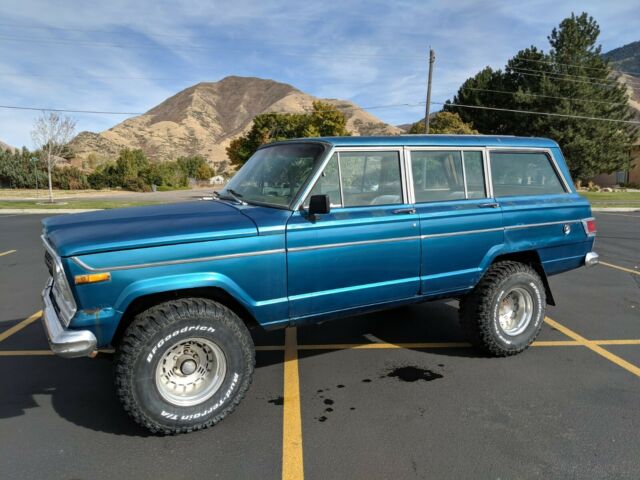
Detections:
[604, 42, 640, 118]
[70, 76, 402, 167]
[604, 41, 640, 74]
[0, 140, 15, 152]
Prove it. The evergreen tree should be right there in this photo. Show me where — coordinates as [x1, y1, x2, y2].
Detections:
[446, 13, 638, 180]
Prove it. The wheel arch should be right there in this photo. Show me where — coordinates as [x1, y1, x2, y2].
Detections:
[112, 286, 261, 348]
[489, 250, 555, 306]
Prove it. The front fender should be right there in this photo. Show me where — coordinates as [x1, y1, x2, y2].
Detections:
[114, 272, 279, 320]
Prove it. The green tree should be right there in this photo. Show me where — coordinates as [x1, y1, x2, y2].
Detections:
[446, 13, 638, 180]
[409, 111, 478, 134]
[177, 155, 211, 178]
[226, 101, 351, 167]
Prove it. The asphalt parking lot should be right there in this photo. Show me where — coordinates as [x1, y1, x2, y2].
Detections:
[0, 212, 639, 479]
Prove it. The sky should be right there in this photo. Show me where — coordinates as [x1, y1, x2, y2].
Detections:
[0, 0, 638, 148]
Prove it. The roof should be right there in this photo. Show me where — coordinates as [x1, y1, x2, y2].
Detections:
[271, 135, 559, 149]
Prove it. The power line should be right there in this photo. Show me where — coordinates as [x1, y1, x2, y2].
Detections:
[439, 102, 640, 125]
[505, 69, 624, 89]
[508, 66, 620, 84]
[0, 33, 425, 61]
[0, 104, 143, 115]
[461, 87, 629, 107]
[512, 56, 640, 78]
[2, 100, 638, 127]
[508, 65, 640, 86]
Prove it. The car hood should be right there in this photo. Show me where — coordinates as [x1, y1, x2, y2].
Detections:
[43, 200, 258, 257]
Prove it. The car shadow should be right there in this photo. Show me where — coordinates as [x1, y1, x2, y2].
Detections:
[0, 300, 483, 436]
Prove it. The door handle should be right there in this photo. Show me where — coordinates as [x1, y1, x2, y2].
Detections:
[478, 202, 500, 209]
[392, 208, 416, 215]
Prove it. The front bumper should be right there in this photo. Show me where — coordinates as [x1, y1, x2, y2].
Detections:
[41, 279, 97, 358]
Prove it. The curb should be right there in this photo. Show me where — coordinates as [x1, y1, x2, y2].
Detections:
[592, 208, 640, 212]
[0, 209, 103, 214]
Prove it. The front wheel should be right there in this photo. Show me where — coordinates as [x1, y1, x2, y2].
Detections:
[114, 298, 254, 434]
[459, 261, 546, 356]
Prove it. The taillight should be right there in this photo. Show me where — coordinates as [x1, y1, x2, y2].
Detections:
[582, 218, 597, 236]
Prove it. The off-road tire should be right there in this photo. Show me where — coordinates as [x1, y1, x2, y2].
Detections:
[114, 298, 254, 434]
[459, 261, 546, 356]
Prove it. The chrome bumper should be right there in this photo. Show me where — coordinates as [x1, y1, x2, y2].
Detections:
[585, 251, 599, 268]
[42, 279, 97, 358]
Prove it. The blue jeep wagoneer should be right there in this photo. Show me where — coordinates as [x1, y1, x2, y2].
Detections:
[41, 135, 598, 434]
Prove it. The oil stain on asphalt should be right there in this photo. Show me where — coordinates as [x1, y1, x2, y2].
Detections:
[385, 366, 443, 383]
[313, 365, 444, 422]
[267, 396, 283, 406]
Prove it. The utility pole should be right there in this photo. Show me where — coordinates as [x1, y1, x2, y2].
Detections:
[424, 48, 435, 134]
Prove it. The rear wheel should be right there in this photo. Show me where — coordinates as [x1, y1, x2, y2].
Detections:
[114, 298, 254, 434]
[459, 261, 546, 356]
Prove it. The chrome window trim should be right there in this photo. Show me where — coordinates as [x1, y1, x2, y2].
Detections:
[487, 147, 572, 195]
[72, 248, 286, 273]
[299, 146, 407, 210]
[483, 147, 494, 198]
[336, 152, 345, 207]
[460, 151, 469, 199]
[406, 147, 488, 204]
[292, 145, 337, 211]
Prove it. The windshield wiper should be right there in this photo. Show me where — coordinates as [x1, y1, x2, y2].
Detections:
[216, 188, 247, 205]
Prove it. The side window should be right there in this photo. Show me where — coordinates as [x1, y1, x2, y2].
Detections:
[339, 151, 403, 207]
[308, 153, 342, 206]
[490, 151, 566, 197]
[411, 151, 465, 202]
[463, 151, 486, 199]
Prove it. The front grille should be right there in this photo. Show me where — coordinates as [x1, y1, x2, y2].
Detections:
[44, 251, 54, 276]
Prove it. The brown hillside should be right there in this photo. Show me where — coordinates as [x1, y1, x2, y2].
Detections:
[70, 76, 402, 167]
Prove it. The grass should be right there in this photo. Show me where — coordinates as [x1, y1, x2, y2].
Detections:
[580, 191, 640, 207]
[0, 200, 165, 210]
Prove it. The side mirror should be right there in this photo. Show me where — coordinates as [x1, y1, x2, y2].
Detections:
[308, 194, 330, 216]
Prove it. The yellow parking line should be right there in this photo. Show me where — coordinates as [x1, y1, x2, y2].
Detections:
[545, 317, 640, 378]
[600, 261, 640, 276]
[0, 249, 17, 257]
[594, 339, 640, 345]
[282, 327, 304, 480]
[0, 310, 42, 342]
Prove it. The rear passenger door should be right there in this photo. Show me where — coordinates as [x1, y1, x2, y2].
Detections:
[408, 148, 504, 295]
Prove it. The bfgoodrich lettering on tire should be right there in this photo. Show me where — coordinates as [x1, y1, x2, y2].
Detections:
[114, 298, 254, 434]
[459, 261, 546, 356]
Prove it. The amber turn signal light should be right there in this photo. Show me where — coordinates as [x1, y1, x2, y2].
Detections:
[75, 272, 111, 285]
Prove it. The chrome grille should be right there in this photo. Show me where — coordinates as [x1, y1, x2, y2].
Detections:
[44, 251, 54, 276]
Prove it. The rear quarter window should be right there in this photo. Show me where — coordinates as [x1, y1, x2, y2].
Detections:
[490, 151, 566, 197]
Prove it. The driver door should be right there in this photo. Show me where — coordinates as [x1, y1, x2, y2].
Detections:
[286, 149, 421, 320]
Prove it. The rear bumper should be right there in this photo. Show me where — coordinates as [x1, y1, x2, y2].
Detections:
[41, 279, 97, 358]
[584, 251, 599, 268]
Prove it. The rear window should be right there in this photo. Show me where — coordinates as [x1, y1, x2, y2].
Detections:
[490, 151, 566, 197]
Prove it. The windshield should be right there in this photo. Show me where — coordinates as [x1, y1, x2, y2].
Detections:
[221, 143, 327, 208]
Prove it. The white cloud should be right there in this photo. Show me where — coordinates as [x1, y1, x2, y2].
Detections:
[0, 0, 636, 145]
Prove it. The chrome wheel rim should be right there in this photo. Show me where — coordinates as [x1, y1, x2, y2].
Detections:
[155, 337, 227, 407]
[498, 287, 534, 336]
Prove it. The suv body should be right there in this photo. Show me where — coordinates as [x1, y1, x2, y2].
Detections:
[41, 135, 598, 433]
